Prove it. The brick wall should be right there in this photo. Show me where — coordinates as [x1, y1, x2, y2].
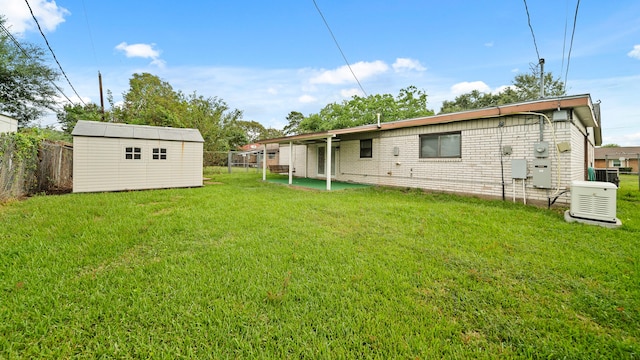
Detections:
[281, 113, 595, 205]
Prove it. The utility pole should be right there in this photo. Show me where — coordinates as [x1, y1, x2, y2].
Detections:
[539, 58, 545, 99]
[98, 71, 105, 121]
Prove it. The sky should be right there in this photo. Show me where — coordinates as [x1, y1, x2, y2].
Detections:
[1, 0, 639, 145]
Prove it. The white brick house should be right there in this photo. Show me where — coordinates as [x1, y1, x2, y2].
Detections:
[261, 94, 601, 205]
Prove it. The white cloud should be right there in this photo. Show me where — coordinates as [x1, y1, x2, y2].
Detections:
[392, 58, 426, 72]
[0, 0, 69, 34]
[310, 60, 389, 85]
[511, 68, 520, 73]
[628, 45, 640, 59]
[340, 88, 363, 98]
[115, 42, 164, 67]
[493, 85, 514, 94]
[450, 81, 491, 95]
[298, 94, 317, 103]
[115, 42, 160, 59]
[484, 41, 494, 47]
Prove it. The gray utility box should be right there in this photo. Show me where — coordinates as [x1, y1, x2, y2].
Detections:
[532, 159, 551, 188]
[534, 142, 549, 158]
[511, 159, 527, 179]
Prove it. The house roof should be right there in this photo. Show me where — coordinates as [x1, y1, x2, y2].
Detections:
[72, 120, 204, 143]
[595, 146, 640, 159]
[260, 94, 602, 146]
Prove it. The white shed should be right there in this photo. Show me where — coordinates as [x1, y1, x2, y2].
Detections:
[72, 120, 204, 193]
[0, 114, 18, 133]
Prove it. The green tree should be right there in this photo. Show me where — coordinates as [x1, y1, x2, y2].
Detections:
[57, 103, 104, 134]
[0, 17, 60, 127]
[235, 120, 266, 143]
[180, 92, 244, 152]
[299, 86, 434, 132]
[283, 111, 304, 135]
[260, 127, 283, 140]
[121, 72, 185, 127]
[600, 144, 620, 148]
[439, 70, 565, 114]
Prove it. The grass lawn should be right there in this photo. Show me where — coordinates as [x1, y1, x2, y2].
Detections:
[1, 170, 638, 358]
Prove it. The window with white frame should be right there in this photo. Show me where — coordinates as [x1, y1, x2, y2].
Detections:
[419, 132, 461, 158]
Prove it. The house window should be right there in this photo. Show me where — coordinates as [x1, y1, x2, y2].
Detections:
[612, 159, 621, 167]
[125, 147, 141, 160]
[419, 132, 461, 158]
[360, 139, 373, 158]
[268, 152, 276, 160]
[153, 148, 167, 160]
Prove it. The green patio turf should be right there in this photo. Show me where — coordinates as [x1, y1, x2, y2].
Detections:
[266, 176, 371, 190]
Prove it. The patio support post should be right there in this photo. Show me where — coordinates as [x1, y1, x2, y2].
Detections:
[326, 136, 332, 190]
[262, 144, 267, 181]
[288, 141, 293, 185]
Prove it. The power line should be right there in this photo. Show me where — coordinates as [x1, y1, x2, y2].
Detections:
[24, 0, 87, 106]
[0, 22, 75, 105]
[560, 0, 569, 92]
[312, 0, 368, 97]
[523, 0, 541, 61]
[80, 0, 99, 67]
[564, 0, 581, 92]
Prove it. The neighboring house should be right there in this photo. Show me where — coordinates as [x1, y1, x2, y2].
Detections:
[0, 114, 18, 133]
[260, 94, 601, 205]
[594, 146, 640, 173]
[72, 120, 204, 193]
[236, 143, 280, 167]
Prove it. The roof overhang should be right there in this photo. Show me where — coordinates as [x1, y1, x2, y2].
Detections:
[260, 94, 601, 145]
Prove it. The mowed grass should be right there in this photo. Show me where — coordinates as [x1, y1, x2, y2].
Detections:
[1, 170, 638, 358]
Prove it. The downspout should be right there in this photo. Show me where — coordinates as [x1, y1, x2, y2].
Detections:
[539, 58, 545, 142]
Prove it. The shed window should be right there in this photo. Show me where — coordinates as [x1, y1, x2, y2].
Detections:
[419, 132, 461, 158]
[153, 148, 167, 160]
[125, 147, 141, 160]
[360, 139, 373, 158]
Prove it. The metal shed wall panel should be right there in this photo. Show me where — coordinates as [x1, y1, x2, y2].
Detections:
[73, 136, 203, 193]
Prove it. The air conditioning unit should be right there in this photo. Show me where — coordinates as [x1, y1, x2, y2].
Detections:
[569, 181, 618, 223]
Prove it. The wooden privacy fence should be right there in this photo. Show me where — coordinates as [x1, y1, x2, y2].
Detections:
[37, 140, 73, 194]
[0, 139, 72, 201]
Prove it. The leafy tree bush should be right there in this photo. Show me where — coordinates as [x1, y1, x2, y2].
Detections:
[439, 71, 565, 114]
[294, 86, 434, 133]
[0, 17, 60, 127]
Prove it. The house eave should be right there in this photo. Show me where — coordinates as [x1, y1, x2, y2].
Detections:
[260, 94, 600, 144]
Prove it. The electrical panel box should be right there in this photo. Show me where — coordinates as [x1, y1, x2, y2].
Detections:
[557, 142, 571, 153]
[532, 159, 551, 188]
[511, 159, 527, 179]
[570, 181, 617, 222]
[553, 110, 569, 121]
[534, 142, 549, 158]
